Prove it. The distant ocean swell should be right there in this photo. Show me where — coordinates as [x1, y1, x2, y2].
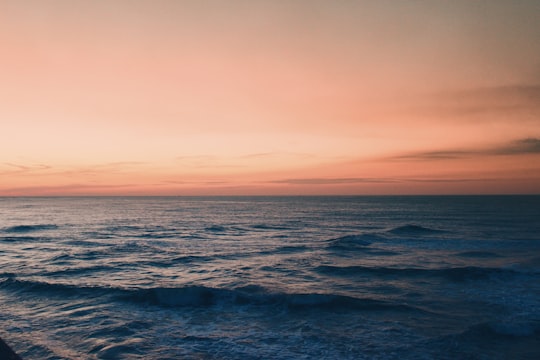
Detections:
[0, 223, 439, 243]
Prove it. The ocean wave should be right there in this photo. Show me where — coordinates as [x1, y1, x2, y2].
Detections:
[44, 265, 118, 277]
[136, 255, 217, 268]
[487, 321, 540, 337]
[454, 251, 503, 258]
[423, 319, 540, 359]
[519, 256, 540, 269]
[387, 224, 444, 235]
[0, 272, 16, 278]
[3, 224, 59, 233]
[0, 277, 102, 298]
[135, 232, 178, 239]
[110, 241, 165, 254]
[460, 320, 540, 339]
[274, 245, 310, 254]
[250, 224, 292, 231]
[205, 225, 227, 232]
[0, 277, 425, 313]
[328, 234, 375, 246]
[101, 225, 142, 233]
[256, 245, 311, 257]
[124, 286, 426, 313]
[93, 225, 181, 239]
[315, 265, 527, 281]
[0, 236, 43, 242]
[326, 234, 381, 251]
[172, 254, 215, 263]
[279, 293, 423, 312]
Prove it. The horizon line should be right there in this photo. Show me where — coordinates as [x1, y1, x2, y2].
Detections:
[1, 194, 539, 198]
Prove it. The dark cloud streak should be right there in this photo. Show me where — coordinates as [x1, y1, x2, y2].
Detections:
[391, 137, 540, 161]
[269, 177, 499, 186]
[270, 178, 398, 185]
[493, 138, 540, 155]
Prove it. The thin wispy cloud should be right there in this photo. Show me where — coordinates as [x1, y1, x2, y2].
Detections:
[269, 178, 398, 185]
[2, 183, 138, 196]
[239, 153, 275, 159]
[1, 163, 52, 175]
[405, 178, 498, 183]
[239, 152, 316, 160]
[268, 177, 498, 185]
[63, 162, 148, 176]
[392, 151, 470, 161]
[161, 180, 229, 185]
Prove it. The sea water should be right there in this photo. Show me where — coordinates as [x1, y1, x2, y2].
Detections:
[0, 196, 539, 359]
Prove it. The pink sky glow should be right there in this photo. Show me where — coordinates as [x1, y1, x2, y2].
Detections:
[1, 0, 539, 195]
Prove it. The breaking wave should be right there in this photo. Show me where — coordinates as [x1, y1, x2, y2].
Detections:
[0, 277, 425, 313]
[315, 265, 526, 281]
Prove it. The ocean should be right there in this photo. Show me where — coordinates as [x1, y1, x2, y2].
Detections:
[0, 196, 539, 359]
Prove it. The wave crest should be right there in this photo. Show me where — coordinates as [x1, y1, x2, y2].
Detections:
[388, 224, 443, 235]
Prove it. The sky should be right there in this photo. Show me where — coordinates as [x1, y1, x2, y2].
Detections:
[1, 0, 539, 195]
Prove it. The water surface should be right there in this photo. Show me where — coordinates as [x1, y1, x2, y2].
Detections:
[1, 196, 539, 359]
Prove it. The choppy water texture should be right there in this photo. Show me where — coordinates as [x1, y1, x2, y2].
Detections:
[1, 196, 539, 359]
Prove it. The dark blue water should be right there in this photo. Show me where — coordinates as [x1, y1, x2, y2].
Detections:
[1, 196, 539, 359]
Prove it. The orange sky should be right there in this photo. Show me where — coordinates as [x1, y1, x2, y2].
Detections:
[1, 0, 539, 195]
